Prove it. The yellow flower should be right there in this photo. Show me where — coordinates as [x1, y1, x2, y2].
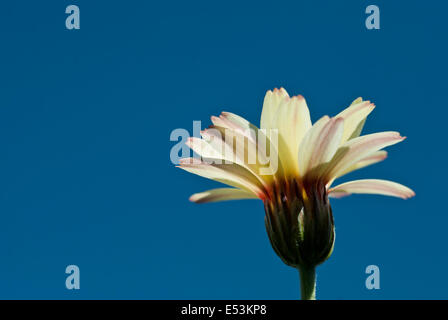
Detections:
[176, 88, 414, 299]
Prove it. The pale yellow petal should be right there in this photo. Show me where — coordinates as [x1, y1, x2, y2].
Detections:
[328, 179, 415, 199]
[220, 112, 252, 129]
[336, 150, 388, 179]
[206, 127, 269, 183]
[202, 121, 282, 182]
[186, 137, 223, 160]
[260, 88, 289, 130]
[298, 115, 330, 176]
[219, 112, 284, 178]
[351, 97, 363, 105]
[336, 99, 375, 143]
[324, 131, 405, 181]
[307, 117, 344, 176]
[200, 129, 233, 160]
[272, 95, 312, 175]
[177, 158, 266, 197]
[211, 115, 254, 142]
[189, 188, 259, 203]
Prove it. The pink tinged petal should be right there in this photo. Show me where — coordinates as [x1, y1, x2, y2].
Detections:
[200, 129, 234, 160]
[260, 88, 290, 130]
[326, 150, 388, 188]
[200, 128, 245, 167]
[298, 115, 330, 176]
[307, 117, 344, 175]
[211, 114, 252, 141]
[328, 179, 415, 199]
[220, 112, 252, 129]
[186, 137, 222, 160]
[272, 95, 312, 176]
[219, 112, 257, 143]
[219, 112, 283, 179]
[219, 112, 267, 162]
[189, 188, 259, 203]
[201, 126, 279, 184]
[187, 136, 272, 188]
[188, 133, 253, 174]
[216, 112, 258, 144]
[205, 116, 260, 167]
[177, 158, 266, 199]
[336, 99, 375, 143]
[336, 150, 388, 179]
[325, 131, 405, 181]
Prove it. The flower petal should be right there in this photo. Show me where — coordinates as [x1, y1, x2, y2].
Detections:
[177, 158, 266, 198]
[336, 98, 375, 143]
[186, 137, 223, 160]
[324, 131, 405, 181]
[272, 95, 312, 176]
[190, 134, 274, 190]
[211, 114, 256, 143]
[189, 188, 259, 203]
[206, 109, 289, 181]
[218, 112, 286, 179]
[219, 112, 256, 142]
[260, 88, 289, 131]
[327, 151, 388, 186]
[306, 117, 344, 177]
[328, 179, 415, 199]
[201, 126, 276, 185]
[297, 115, 330, 175]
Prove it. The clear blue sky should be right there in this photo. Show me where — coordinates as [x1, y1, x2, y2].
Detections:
[0, 0, 446, 299]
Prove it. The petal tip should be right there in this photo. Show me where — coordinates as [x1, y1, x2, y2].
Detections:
[404, 189, 416, 199]
[189, 194, 200, 203]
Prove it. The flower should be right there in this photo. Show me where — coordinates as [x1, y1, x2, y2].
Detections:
[176, 88, 414, 299]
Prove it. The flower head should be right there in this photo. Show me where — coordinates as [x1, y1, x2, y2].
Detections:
[176, 88, 414, 298]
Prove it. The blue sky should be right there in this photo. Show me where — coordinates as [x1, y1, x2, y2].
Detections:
[0, 0, 446, 299]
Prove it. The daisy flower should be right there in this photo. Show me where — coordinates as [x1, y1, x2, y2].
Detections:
[176, 88, 414, 299]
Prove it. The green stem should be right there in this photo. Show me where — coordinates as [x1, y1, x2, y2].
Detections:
[298, 266, 316, 300]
